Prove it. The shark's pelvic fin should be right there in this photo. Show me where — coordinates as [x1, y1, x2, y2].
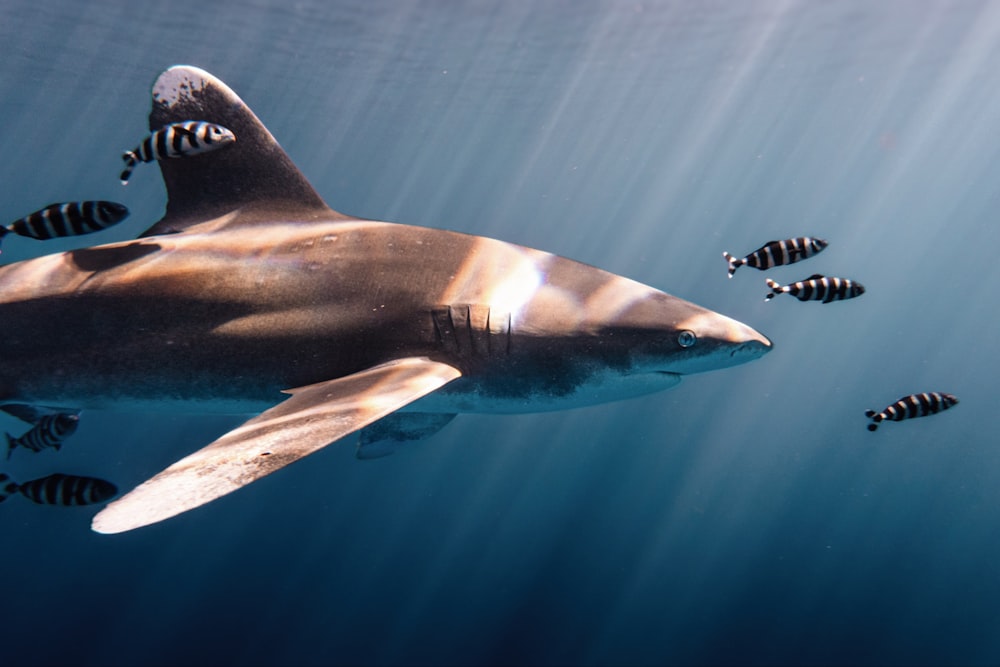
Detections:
[91, 358, 462, 534]
[1, 404, 79, 425]
[141, 65, 346, 237]
[356, 412, 458, 459]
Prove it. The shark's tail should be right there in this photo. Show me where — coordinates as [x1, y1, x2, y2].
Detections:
[120, 151, 139, 185]
[0, 473, 17, 503]
[722, 251, 742, 278]
[764, 278, 782, 301]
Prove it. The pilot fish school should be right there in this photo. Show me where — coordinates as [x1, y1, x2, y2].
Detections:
[0, 66, 957, 532]
[722, 237, 957, 428]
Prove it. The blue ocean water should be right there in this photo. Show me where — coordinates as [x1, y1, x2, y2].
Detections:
[2, 1, 999, 665]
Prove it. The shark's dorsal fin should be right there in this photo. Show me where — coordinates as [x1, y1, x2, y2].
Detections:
[140, 66, 346, 237]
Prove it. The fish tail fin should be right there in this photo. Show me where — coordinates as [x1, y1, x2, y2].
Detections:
[4, 433, 13, 460]
[120, 152, 139, 184]
[764, 278, 781, 301]
[864, 409, 877, 418]
[0, 473, 17, 503]
[722, 251, 740, 278]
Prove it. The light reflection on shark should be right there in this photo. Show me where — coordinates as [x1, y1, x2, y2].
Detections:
[0, 67, 771, 533]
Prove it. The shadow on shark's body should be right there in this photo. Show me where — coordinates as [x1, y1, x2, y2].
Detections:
[0, 67, 771, 533]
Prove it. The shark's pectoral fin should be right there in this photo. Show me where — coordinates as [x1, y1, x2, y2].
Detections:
[356, 412, 458, 459]
[91, 357, 462, 534]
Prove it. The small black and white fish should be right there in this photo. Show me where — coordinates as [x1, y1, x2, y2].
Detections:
[764, 274, 865, 303]
[120, 120, 236, 184]
[0, 202, 129, 248]
[723, 237, 828, 278]
[0, 473, 117, 506]
[5, 413, 79, 459]
[865, 392, 958, 432]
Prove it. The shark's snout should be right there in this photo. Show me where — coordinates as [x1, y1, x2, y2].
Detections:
[715, 315, 772, 366]
[729, 319, 772, 355]
[730, 335, 772, 363]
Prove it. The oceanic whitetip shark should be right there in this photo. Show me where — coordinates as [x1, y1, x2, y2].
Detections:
[0, 66, 772, 533]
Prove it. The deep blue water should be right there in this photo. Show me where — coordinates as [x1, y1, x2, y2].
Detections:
[2, 1, 1000, 665]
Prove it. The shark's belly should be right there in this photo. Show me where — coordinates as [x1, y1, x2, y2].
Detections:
[405, 371, 682, 414]
[0, 315, 434, 408]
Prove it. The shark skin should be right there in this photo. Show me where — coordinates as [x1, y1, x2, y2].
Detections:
[0, 67, 771, 533]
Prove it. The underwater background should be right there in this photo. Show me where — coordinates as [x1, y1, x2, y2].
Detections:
[2, 1, 999, 665]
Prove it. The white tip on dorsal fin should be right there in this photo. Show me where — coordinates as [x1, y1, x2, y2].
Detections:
[140, 65, 346, 237]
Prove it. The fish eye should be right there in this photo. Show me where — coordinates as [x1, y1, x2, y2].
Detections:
[677, 330, 696, 348]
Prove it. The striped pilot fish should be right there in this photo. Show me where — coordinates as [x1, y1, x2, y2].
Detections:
[120, 120, 236, 184]
[865, 392, 958, 432]
[764, 274, 865, 303]
[723, 237, 828, 278]
[5, 413, 80, 459]
[0, 473, 117, 506]
[0, 201, 129, 248]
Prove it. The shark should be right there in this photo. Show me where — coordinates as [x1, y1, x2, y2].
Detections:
[0, 66, 772, 534]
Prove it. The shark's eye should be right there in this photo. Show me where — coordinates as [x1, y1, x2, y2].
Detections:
[677, 330, 696, 348]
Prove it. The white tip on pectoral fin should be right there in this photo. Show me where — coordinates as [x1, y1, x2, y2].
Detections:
[91, 357, 462, 534]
